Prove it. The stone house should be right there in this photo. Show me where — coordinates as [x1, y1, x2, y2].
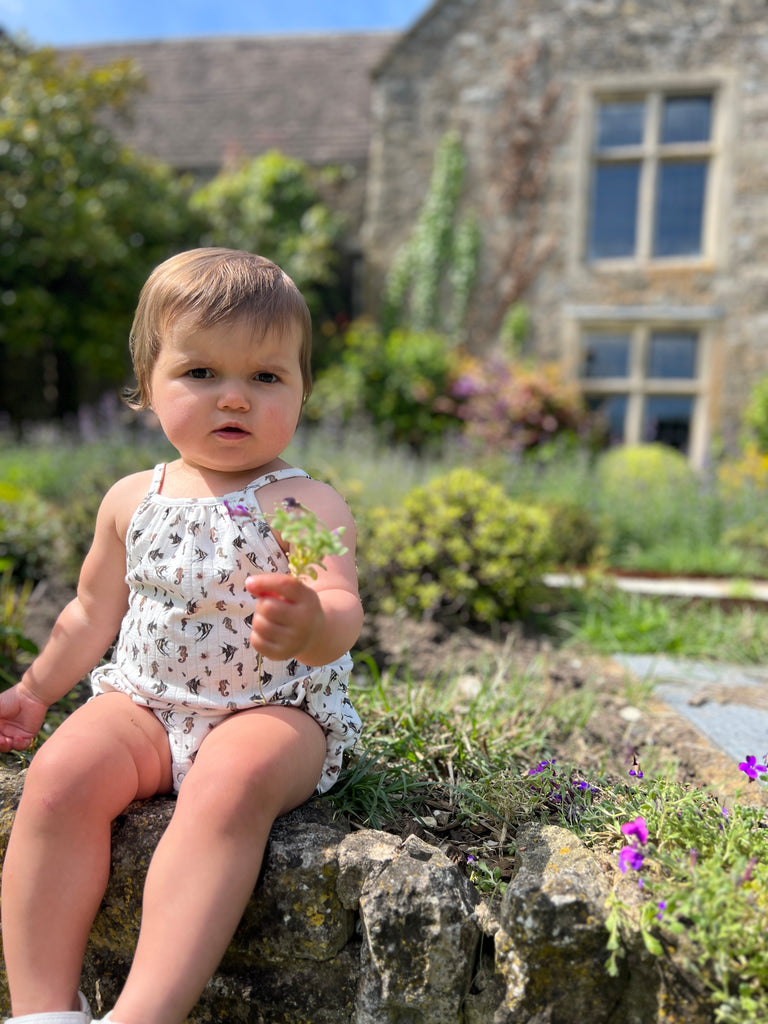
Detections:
[66, 0, 768, 463]
[364, 0, 768, 465]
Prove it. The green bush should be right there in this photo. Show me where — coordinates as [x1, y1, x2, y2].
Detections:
[595, 444, 702, 562]
[308, 320, 461, 448]
[0, 483, 66, 583]
[359, 467, 553, 624]
[541, 499, 604, 569]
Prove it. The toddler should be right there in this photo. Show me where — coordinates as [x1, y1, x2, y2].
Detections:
[0, 248, 363, 1024]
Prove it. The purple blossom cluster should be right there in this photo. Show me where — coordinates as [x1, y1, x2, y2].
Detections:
[618, 815, 649, 875]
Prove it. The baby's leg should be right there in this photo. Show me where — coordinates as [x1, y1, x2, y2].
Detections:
[108, 705, 326, 1024]
[1, 692, 172, 1016]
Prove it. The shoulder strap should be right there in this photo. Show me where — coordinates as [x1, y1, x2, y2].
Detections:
[147, 463, 166, 496]
[249, 467, 311, 491]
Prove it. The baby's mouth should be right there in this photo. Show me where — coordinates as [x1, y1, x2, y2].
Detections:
[215, 425, 249, 437]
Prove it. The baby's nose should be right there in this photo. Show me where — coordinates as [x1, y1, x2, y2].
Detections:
[217, 384, 250, 410]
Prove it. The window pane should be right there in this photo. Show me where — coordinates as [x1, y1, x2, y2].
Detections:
[661, 95, 712, 144]
[581, 333, 631, 378]
[589, 162, 640, 258]
[653, 160, 707, 256]
[643, 395, 693, 452]
[596, 101, 645, 148]
[647, 331, 698, 378]
[587, 394, 627, 445]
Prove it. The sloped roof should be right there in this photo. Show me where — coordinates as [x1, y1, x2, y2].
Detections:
[62, 33, 398, 174]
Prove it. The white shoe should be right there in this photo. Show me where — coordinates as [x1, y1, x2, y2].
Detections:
[6, 991, 92, 1024]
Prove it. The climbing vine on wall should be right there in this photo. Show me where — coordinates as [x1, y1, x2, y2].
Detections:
[382, 130, 479, 339]
[478, 42, 571, 338]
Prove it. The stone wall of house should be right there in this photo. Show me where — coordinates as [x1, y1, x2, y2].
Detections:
[362, 0, 768, 450]
[0, 767, 713, 1023]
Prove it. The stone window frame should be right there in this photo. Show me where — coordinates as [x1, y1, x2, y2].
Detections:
[563, 306, 725, 468]
[573, 72, 734, 271]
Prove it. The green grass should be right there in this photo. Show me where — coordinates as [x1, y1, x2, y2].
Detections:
[553, 586, 768, 663]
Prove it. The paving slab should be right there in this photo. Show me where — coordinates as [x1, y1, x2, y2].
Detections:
[614, 653, 768, 772]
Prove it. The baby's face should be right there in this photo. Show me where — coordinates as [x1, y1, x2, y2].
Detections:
[148, 316, 306, 481]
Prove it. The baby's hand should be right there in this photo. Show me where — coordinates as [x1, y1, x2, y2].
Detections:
[0, 683, 48, 753]
[245, 574, 323, 663]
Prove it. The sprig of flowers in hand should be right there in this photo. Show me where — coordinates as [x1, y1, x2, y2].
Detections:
[270, 497, 348, 579]
[235, 497, 348, 695]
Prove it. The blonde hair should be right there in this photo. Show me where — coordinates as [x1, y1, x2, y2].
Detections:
[125, 248, 313, 409]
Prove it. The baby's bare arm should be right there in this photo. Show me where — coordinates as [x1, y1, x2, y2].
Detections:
[3, 476, 145, 745]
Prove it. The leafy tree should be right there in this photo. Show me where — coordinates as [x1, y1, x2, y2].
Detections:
[190, 151, 344, 324]
[0, 34, 204, 422]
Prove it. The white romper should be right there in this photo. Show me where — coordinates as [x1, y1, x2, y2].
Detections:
[90, 464, 361, 792]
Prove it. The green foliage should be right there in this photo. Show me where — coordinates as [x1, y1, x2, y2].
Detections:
[0, 572, 37, 688]
[557, 587, 768, 663]
[382, 130, 479, 337]
[595, 444, 703, 562]
[541, 498, 604, 569]
[190, 150, 343, 320]
[722, 521, 768, 570]
[742, 375, 768, 452]
[0, 36, 204, 420]
[0, 429, 173, 583]
[360, 467, 554, 624]
[0, 483, 66, 583]
[602, 779, 768, 1024]
[499, 302, 531, 357]
[308, 320, 461, 448]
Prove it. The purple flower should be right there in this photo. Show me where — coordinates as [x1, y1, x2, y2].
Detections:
[618, 845, 645, 874]
[621, 816, 649, 845]
[528, 759, 556, 775]
[656, 901, 667, 921]
[223, 499, 250, 518]
[738, 755, 768, 781]
[629, 754, 644, 779]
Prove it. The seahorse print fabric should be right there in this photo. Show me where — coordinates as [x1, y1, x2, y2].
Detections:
[90, 464, 361, 792]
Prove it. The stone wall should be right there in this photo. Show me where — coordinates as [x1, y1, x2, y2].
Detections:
[363, 0, 768, 453]
[0, 767, 714, 1023]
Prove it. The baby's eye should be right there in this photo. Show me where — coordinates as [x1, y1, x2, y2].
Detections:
[187, 367, 213, 379]
[254, 371, 279, 384]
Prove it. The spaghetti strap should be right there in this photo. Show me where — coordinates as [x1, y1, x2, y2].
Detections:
[247, 467, 311, 493]
[147, 463, 166, 496]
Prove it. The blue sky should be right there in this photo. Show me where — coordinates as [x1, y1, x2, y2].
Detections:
[0, 0, 432, 47]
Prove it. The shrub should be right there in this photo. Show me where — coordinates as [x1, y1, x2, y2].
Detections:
[359, 467, 553, 624]
[308, 320, 461, 448]
[0, 483, 66, 583]
[541, 499, 604, 569]
[594, 444, 701, 561]
[446, 355, 590, 454]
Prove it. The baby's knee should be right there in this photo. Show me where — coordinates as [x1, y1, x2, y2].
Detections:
[20, 726, 129, 829]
